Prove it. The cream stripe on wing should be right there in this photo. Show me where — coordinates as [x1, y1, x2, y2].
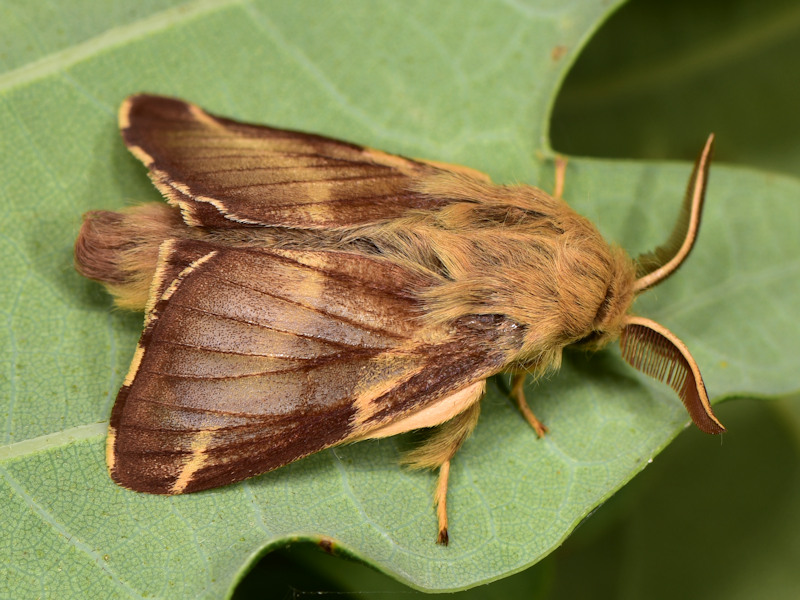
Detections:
[170, 429, 215, 494]
[350, 380, 486, 441]
[120, 246, 219, 390]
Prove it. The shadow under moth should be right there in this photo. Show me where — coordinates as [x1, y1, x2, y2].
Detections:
[75, 94, 724, 545]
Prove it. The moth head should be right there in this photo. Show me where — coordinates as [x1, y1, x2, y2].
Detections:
[576, 135, 724, 434]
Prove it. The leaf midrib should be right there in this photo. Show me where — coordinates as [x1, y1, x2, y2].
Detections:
[0, 422, 105, 461]
[0, 0, 239, 91]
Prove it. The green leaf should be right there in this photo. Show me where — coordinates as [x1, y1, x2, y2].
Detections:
[235, 395, 800, 598]
[1, 1, 798, 598]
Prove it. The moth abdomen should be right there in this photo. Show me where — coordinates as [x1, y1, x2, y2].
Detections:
[75, 210, 131, 284]
[75, 202, 186, 310]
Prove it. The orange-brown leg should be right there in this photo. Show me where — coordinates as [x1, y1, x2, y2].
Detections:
[403, 402, 482, 545]
[511, 373, 548, 438]
[434, 460, 451, 545]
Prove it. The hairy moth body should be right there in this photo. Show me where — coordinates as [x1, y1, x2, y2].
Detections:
[76, 95, 724, 543]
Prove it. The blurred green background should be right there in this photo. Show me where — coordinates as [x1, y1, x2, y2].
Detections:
[236, 0, 800, 597]
[552, 0, 800, 177]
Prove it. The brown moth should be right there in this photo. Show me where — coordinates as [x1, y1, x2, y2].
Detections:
[75, 94, 724, 545]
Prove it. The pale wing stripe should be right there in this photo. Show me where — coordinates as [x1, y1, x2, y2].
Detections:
[155, 338, 354, 359]
[171, 164, 393, 174]
[194, 270, 412, 339]
[198, 172, 406, 191]
[173, 152, 399, 165]
[170, 190, 430, 210]
[166, 299, 370, 341]
[115, 397, 311, 419]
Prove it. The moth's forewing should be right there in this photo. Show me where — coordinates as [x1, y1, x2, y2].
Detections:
[108, 240, 512, 494]
[120, 94, 449, 228]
